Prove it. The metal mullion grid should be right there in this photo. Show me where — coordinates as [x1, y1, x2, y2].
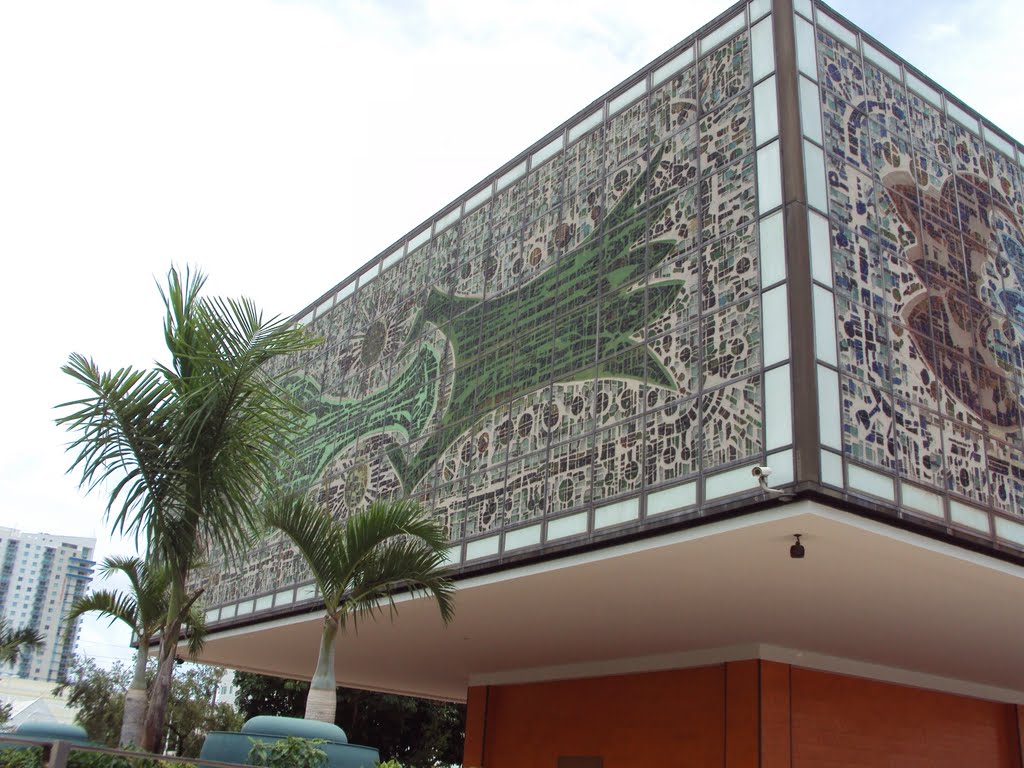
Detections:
[686, 14, 766, 511]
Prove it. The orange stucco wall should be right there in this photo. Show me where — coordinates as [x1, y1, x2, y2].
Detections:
[790, 666, 1020, 767]
[464, 661, 1023, 767]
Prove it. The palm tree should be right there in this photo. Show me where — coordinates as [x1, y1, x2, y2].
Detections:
[0, 616, 44, 668]
[264, 494, 455, 723]
[65, 556, 206, 748]
[57, 266, 318, 751]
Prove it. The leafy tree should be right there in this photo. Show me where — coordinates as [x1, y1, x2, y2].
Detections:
[57, 656, 242, 757]
[55, 656, 129, 746]
[234, 670, 308, 718]
[234, 671, 465, 768]
[162, 664, 242, 757]
[264, 495, 454, 723]
[0, 616, 45, 667]
[57, 266, 317, 751]
[65, 556, 206, 748]
[249, 736, 327, 768]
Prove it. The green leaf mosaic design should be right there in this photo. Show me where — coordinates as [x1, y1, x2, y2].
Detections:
[287, 147, 683, 492]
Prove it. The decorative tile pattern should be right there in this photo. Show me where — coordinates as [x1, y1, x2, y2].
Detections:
[198, 26, 771, 606]
[816, 10, 1024, 522]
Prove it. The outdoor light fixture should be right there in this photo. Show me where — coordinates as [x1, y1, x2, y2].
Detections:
[790, 534, 805, 559]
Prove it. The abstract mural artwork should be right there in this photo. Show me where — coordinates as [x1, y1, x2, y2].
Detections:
[199, 22, 773, 606]
[816, 23, 1024, 514]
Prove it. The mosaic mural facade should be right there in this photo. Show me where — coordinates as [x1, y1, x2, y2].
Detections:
[197, 5, 785, 609]
[804, 6, 1024, 526]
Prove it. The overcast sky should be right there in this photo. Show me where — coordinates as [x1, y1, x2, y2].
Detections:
[1, 0, 1021, 668]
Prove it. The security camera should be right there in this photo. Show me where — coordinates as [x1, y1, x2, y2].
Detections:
[752, 465, 790, 497]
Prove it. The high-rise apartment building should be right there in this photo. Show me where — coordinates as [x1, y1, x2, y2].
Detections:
[0, 528, 95, 683]
[193, 0, 1024, 762]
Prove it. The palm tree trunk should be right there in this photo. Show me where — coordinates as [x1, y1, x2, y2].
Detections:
[304, 615, 339, 722]
[141, 632, 176, 752]
[119, 641, 150, 748]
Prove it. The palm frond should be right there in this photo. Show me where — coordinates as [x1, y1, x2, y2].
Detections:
[263, 492, 346, 611]
[183, 601, 207, 659]
[97, 556, 173, 635]
[65, 590, 140, 634]
[0, 617, 45, 665]
[343, 535, 455, 631]
[56, 354, 174, 548]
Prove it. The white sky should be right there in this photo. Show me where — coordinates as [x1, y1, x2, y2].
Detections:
[1, 0, 1021, 668]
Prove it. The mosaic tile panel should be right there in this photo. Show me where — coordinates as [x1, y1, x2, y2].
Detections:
[199, 24, 772, 606]
[815, 11, 1024, 522]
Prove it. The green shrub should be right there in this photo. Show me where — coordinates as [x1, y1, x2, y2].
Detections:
[247, 736, 327, 768]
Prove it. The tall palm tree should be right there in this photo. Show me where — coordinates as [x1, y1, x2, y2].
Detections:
[57, 266, 318, 751]
[0, 617, 44, 668]
[264, 494, 455, 723]
[65, 556, 206, 748]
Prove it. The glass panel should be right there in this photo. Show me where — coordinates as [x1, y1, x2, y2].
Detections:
[296, 584, 316, 601]
[699, 12, 746, 56]
[759, 211, 786, 288]
[706, 464, 759, 500]
[799, 76, 822, 144]
[906, 72, 941, 108]
[609, 80, 647, 116]
[546, 511, 588, 540]
[902, 484, 943, 518]
[594, 498, 639, 529]
[296, 310, 314, 327]
[381, 246, 404, 272]
[813, 285, 837, 366]
[653, 46, 696, 89]
[749, 0, 771, 22]
[569, 109, 603, 143]
[435, 206, 461, 234]
[984, 127, 1016, 159]
[803, 140, 828, 212]
[337, 281, 355, 300]
[808, 210, 832, 286]
[647, 482, 697, 515]
[946, 101, 980, 135]
[466, 535, 501, 560]
[314, 295, 334, 319]
[762, 284, 790, 365]
[793, 0, 812, 17]
[220, 604, 237, 619]
[204, 609, 220, 623]
[254, 595, 273, 611]
[750, 16, 775, 82]
[848, 464, 895, 501]
[863, 42, 900, 80]
[757, 140, 782, 214]
[766, 448, 794, 485]
[407, 228, 430, 252]
[505, 524, 542, 551]
[358, 265, 378, 289]
[444, 546, 462, 566]
[496, 160, 527, 191]
[765, 364, 793, 450]
[273, 589, 294, 607]
[795, 16, 817, 79]
[531, 135, 564, 169]
[995, 517, 1024, 547]
[817, 365, 841, 449]
[815, 10, 858, 49]
[465, 184, 493, 212]
[950, 500, 989, 533]
[820, 449, 843, 487]
[754, 76, 779, 146]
